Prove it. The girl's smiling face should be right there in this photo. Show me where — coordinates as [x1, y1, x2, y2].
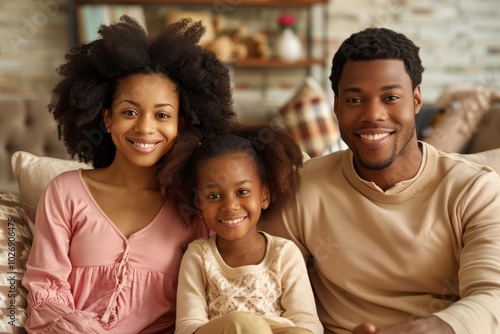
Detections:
[104, 73, 180, 168]
[196, 153, 270, 243]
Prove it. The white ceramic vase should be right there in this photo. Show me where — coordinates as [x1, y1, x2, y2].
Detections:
[275, 28, 302, 62]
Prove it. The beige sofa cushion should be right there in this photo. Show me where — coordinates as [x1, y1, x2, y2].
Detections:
[459, 148, 500, 176]
[466, 102, 500, 153]
[422, 85, 495, 153]
[11, 151, 91, 211]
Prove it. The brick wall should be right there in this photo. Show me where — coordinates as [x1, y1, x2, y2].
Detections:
[0, 0, 69, 97]
[1, 0, 499, 108]
[320, 0, 500, 103]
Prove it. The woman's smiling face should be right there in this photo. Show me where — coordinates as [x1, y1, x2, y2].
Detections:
[104, 73, 180, 168]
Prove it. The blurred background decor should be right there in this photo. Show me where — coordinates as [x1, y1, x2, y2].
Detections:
[275, 13, 303, 62]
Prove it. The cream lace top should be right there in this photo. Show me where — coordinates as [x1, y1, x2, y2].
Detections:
[175, 232, 323, 334]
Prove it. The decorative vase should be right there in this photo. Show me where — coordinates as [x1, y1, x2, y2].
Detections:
[275, 28, 302, 62]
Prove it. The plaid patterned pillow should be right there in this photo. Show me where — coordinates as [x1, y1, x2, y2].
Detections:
[279, 77, 339, 157]
[0, 192, 31, 333]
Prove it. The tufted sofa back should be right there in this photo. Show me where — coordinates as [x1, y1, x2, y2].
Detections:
[0, 98, 68, 194]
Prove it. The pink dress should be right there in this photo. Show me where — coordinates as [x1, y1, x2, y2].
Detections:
[22, 170, 207, 334]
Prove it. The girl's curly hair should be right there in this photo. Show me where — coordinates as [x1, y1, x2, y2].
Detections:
[49, 15, 236, 172]
[178, 124, 303, 225]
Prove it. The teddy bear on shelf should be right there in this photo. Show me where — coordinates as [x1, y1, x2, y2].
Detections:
[242, 30, 270, 60]
[205, 16, 270, 63]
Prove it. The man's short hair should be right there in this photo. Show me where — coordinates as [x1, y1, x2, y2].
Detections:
[329, 27, 424, 96]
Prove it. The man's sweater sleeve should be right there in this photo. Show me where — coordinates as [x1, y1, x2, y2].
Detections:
[280, 240, 323, 334]
[434, 170, 500, 333]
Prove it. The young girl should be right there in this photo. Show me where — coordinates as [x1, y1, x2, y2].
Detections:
[174, 125, 323, 334]
[22, 16, 235, 333]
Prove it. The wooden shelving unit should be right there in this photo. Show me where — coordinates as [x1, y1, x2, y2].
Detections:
[67, 0, 328, 66]
[72, 0, 327, 6]
[66, 0, 330, 121]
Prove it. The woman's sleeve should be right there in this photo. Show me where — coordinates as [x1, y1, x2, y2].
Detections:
[174, 242, 210, 334]
[22, 177, 106, 334]
[279, 240, 324, 334]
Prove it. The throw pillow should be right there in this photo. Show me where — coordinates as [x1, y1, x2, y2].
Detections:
[11, 151, 91, 219]
[0, 192, 31, 333]
[466, 100, 500, 153]
[277, 76, 339, 157]
[422, 84, 495, 153]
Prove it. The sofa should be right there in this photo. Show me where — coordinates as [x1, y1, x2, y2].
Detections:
[1, 93, 500, 333]
[0, 98, 69, 195]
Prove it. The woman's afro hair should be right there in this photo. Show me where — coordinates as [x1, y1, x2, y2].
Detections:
[329, 27, 424, 96]
[49, 15, 236, 169]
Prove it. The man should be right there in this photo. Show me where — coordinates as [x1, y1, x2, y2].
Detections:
[265, 27, 500, 333]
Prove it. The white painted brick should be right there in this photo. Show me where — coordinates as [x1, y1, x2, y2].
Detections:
[474, 54, 500, 68]
[1, 0, 499, 112]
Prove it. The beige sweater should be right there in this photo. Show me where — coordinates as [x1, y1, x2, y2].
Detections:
[175, 232, 323, 334]
[264, 142, 500, 334]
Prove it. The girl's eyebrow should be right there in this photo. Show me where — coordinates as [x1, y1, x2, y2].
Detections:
[235, 179, 252, 186]
[202, 179, 253, 189]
